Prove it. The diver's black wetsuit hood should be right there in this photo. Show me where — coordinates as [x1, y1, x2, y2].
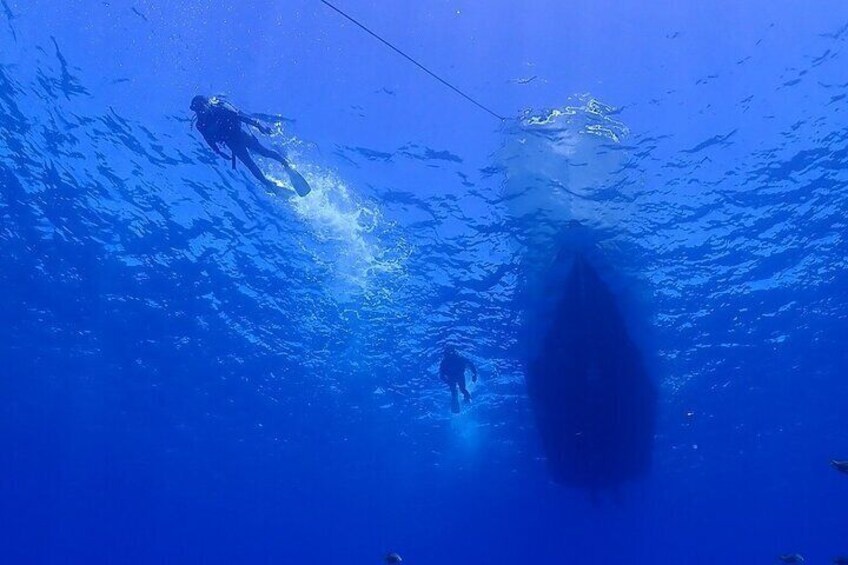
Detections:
[190, 95, 208, 112]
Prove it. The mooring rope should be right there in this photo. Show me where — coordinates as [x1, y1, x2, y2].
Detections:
[318, 0, 506, 121]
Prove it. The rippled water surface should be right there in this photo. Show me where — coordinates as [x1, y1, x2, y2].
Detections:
[2, 1, 848, 563]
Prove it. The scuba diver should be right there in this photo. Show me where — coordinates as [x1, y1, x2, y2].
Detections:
[189, 95, 310, 196]
[439, 345, 478, 414]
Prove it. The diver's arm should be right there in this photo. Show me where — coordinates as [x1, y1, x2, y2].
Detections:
[237, 113, 261, 127]
[201, 131, 222, 155]
[238, 113, 273, 135]
[466, 358, 478, 382]
[201, 131, 230, 160]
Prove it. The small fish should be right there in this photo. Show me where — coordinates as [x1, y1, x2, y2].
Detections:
[385, 552, 403, 564]
[833, 557, 848, 565]
[831, 459, 848, 473]
[509, 75, 537, 85]
[779, 554, 805, 564]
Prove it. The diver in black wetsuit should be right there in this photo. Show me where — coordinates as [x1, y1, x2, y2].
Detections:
[190, 94, 290, 187]
[439, 345, 478, 414]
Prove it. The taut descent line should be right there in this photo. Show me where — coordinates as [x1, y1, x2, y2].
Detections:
[318, 0, 506, 121]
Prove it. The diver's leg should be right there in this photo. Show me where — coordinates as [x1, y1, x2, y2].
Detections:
[459, 375, 471, 403]
[244, 133, 289, 166]
[449, 382, 460, 414]
[232, 143, 273, 186]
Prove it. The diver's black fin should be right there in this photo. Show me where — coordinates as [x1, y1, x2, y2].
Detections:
[286, 166, 311, 197]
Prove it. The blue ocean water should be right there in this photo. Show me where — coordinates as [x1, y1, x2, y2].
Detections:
[2, 1, 848, 563]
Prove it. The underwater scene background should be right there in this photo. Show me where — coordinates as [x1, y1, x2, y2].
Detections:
[1, 1, 848, 563]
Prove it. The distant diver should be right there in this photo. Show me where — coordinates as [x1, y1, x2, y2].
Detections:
[189, 95, 311, 196]
[439, 345, 478, 414]
[384, 552, 403, 564]
[779, 554, 805, 563]
[831, 459, 848, 474]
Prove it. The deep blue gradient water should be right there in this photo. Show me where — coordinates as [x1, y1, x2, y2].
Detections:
[2, 1, 848, 563]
